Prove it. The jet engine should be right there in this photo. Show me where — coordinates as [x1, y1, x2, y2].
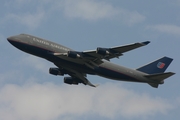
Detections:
[67, 51, 80, 58]
[64, 77, 82, 85]
[96, 47, 110, 55]
[49, 68, 64, 76]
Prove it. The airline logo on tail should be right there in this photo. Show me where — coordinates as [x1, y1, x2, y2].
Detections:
[157, 62, 165, 69]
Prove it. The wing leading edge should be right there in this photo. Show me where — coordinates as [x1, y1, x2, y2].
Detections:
[53, 41, 150, 62]
[83, 41, 150, 61]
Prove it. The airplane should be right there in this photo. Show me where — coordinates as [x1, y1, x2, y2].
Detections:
[7, 34, 175, 88]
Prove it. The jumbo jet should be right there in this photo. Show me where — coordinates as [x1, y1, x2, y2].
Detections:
[7, 34, 175, 88]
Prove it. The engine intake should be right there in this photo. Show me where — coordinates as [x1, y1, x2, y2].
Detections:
[64, 77, 82, 85]
[49, 68, 64, 76]
[67, 51, 80, 58]
[96, 47, 110, 55]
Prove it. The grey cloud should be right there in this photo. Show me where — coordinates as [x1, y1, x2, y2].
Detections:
[5, 9, 45, 30]
[62, 0, 119, 21]
[147, 24, 180, 36]
[2, 0, 145, 30]
[21, 55, 53, 74]
[62, 0, 145, 25]
[0, 82, 173, 120]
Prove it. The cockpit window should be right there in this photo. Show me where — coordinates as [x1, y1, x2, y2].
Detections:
[20, 34, 30, 38]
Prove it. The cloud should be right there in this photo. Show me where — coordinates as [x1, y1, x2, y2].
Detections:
[2, 0, 47, 29]
[5, 9, 45, 30]
[0, 82, 173, 120]
[21, 55, 52, 74]
[118, 9, 145, 26]
[2, 0, 145, 29]
[62, 0, 119, 21]
[147, 24, 180, 36]
[61, 0, 145, 25]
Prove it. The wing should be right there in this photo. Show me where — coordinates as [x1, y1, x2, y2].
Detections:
[53, 41, 150, 62]
[83, 41, 150, 61]
[54, 62, 98, 87]
[70, 72, 98, 87]
[52, 41, 150, 68]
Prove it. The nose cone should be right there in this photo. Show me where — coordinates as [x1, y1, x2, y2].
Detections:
[7, 35, 19, 47]
[7, 36, 16, 42]
[7, 36, 12, 41]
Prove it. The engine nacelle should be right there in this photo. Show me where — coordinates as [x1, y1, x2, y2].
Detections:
[96, 47, 110, 55]
[64, 77, 82, 85]
[67, 51, 80, 58]
[49, 68, 64, 76]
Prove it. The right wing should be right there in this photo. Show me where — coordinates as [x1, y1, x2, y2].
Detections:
[54, 62, 98, 87]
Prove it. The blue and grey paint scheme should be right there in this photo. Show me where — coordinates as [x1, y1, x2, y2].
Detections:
[7, 34, 175, 88]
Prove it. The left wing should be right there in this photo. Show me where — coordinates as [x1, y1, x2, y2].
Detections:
[52, 41, 150, 67]
[83, 41, 150, 61]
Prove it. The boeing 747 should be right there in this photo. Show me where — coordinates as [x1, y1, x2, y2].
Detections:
[7, 34, 175, 88]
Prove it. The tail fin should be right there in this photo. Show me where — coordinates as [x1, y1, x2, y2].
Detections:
[137, 57, 173, 74]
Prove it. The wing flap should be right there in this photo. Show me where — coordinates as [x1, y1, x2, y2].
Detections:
[71, 72, 98, 87]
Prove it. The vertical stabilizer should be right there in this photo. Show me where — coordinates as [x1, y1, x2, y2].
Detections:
[137, 57, 173, 74]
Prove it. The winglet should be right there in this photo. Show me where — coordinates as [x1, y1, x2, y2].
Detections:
[141, 41, 150, 45]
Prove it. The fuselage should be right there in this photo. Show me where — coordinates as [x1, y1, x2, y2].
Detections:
[7, 34, 150, 84]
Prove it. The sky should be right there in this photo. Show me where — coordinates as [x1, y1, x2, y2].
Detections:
[0, 0, 180, 120]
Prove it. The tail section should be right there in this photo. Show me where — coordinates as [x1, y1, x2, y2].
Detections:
[137, 57, 175, 88]
[145, 72, 175, 88]
[144, 72, 175, 80]
[137, 57, 173, 74]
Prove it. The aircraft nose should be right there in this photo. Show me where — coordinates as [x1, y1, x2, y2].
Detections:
[7, 36, 19, 46]
[7, 36, 19, 44]
[7, 36, 14, 42]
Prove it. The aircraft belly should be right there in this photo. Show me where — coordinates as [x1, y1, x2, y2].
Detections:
[9, 40, 53, 58]
[54, 59, 96, 75]
[96, 61, 144, 83]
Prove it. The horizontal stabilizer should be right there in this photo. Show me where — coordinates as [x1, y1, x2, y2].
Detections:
[146, 72, 175, 88]
[145, 72, 175, 81]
